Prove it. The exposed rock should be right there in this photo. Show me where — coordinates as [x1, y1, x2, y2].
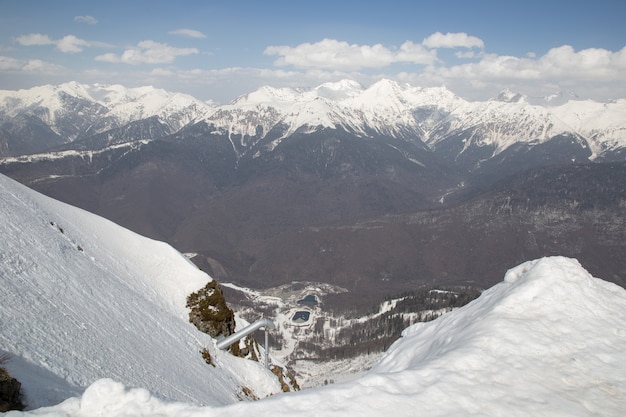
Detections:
[270, 365, 300, 392]
[186, 280, 235, 338]
[0, 370, 24, 412]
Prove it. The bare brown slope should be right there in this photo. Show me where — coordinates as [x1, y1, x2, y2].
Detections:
[3, 126, 625, 301]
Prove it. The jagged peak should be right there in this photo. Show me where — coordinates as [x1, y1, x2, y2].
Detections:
[232, 85, 302, 106]
[55, 81, 95, 100]
[541, 90, 580, 105]
[365, 78, 404, 95]
[317, 79, 363, 91]
[352, 80, 463, 112]
[491, 88, 526, 103]
[313, 79, 364, 100]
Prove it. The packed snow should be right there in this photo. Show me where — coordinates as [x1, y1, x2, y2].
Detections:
[2, 173, 626, 416]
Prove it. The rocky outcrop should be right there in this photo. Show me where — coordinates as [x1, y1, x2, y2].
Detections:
[186, 280, 235, 338]
[0, 369, 24, 412]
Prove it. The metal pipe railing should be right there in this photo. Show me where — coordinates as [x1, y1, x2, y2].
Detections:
[216, 318, 275, 368]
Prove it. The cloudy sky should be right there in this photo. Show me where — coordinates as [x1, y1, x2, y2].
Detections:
[1, 0, 625, 103]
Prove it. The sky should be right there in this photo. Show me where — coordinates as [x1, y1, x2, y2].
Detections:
[1, 0, 625, 103]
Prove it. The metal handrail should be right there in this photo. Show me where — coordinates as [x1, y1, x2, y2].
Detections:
[216, 318, 275, 368]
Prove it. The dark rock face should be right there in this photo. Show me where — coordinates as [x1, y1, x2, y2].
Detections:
[0, 372, 24, 412]
[186, 281, 236, 338]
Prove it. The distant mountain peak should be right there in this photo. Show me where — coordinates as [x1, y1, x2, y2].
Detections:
[491, 88, 525, 103]
[313, 79, 364, 100]
[542, 90, 580, 105]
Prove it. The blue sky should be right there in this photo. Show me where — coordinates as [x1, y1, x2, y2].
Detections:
[1, 0, 625, 103]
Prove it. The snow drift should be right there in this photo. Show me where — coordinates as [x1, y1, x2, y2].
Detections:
[2, 172, 626, 416]
[0, 173, 281, 409]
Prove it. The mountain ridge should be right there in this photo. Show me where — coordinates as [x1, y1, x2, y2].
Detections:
[2, 79, 625, 160]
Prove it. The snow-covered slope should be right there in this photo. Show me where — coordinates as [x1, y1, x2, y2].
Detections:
[550, 99, 626, 156]
[88, 83, 215, 131]
[0, 174, 281, 409]
[7, 256, 626, 416]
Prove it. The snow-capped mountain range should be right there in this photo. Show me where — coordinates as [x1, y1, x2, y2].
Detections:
[1, 79, 625, 161]
[2, 172, 625, 416]
[0, 82, 213, 140]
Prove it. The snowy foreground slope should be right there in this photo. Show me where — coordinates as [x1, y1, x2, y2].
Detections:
[2, 174, 626, 416]
[0, 174, 281, 409]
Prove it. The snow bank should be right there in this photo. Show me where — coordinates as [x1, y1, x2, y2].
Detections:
[0, 174, 281, 409]
[5, 254, 626, 417]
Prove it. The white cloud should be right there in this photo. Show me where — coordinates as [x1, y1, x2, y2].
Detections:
[15, 33, 111, 53]
[539, 45, 626, 79]
[7, 29, 621, 104]
[95, 40, 198, 65]
[264, 34, 487, 71]
[89, 39, 626, 103]
[398, 44, 626, 101]
[423, 32, 485, 49]
[264, 38, 436, 70]
[0, 55, 23, 70]
[0, 55, 65, 74]
[56, 35, 90, 53]
[150, 67, 176, 77]
[455, 50, 478, 59]
[74, 15, 98, 25]
[168, 29, 207, 39]
[15, 33, 54, 47]
[396, 41, 438, 63]
[258, 40, 626, 102]
[428, 45, 626, 83]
